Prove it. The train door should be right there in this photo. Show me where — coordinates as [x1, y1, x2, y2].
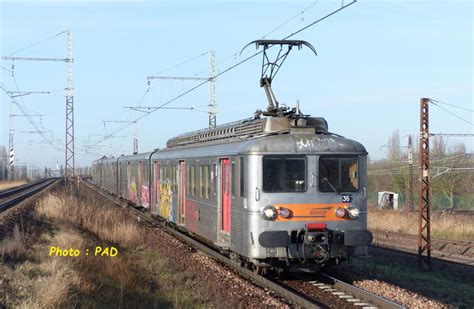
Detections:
[177, 161, 186, 225]
[221, 158, 231, 234]
[154, 161, 159, 213]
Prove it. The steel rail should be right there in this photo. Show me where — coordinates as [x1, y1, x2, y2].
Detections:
[80, 179, 407, 309]
[79, 179, 322, 308]
[0, 178, 51, 198]
[0, 178, 58, 212]
[321, 275, 405, 309]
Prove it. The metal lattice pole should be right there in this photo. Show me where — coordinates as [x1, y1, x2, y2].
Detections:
[209, 50, 216, 128]
[65, 30, 75, 178]
[8, 100, 14, 181]
[407, 134, 414, 210]
[418, 97, 431, 269]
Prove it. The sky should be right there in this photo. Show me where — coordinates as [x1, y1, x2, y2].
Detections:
[1, 0, 473, 170]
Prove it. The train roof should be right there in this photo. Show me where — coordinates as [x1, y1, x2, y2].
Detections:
[93, 115, 367, 164]
[152, 130, 366, 160]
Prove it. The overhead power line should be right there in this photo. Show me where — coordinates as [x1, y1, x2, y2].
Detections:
[429, 99, 473, 126]
[9, 30, 66, 55]
[429, 99, 474, 113]
[105, 0, 357, 140]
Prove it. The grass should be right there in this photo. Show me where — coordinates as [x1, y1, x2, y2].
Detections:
[0, 180, 27, 191]
[0, 224, 26, 262]
[0, 184, 208, 308]
[368, 206, 474, 241]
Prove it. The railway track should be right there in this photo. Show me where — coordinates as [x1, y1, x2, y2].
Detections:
[0, 178, 59, 212]
[371, 230, 474, 266]
[80, 179, 405, 309]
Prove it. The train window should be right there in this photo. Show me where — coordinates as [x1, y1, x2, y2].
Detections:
[199, 165, 204, 198]
[205, 165, 210, 199]
[191, 165, 196, 196]
[231, 162, 236, 197]
[319, 157, 359, 192]
[263, 156, 306, 192]
[171, 165, 176, 193]
[187, 165, 191, 195]
[213, 163, 217, 196]
[240, 157, 245, 197]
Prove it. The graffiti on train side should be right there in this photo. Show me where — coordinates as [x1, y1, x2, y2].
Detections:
[141, 184, 149, 208]
[160, 181, 174, 222]
[128, 176, 137, 204]
[296, 137, 338, 151]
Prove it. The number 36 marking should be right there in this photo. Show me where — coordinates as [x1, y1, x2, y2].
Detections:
[341, 194, 353, 203]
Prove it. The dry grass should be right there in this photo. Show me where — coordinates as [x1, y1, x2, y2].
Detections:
[0, 180, 27, 191]
[1, 186, 205, 308]
[368, 207, 474, 241]
[0, 230, 82, 308]
[0, 224, 26, 261]
[37, 191, 143, 246]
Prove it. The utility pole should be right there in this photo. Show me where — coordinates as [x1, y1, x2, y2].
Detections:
[209, 50, 216, 128]
[418, 97, 431, 270]
[2, 29, 75, 179]
[103, 120, 134, 153]
[4, 89, 48, 181]
[147, 50, 217, 128]
[65, 30, 75, 179]
[9, 100, 14, 181]
[407, 135, 414, 210]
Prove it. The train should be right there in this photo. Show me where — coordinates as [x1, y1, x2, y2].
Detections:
[92, 40, 373, 274]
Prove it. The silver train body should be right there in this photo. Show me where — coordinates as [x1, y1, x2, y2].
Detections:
[92, 116, 373, 272]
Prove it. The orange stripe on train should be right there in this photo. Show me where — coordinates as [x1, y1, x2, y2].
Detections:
[273, 203, 349, 221]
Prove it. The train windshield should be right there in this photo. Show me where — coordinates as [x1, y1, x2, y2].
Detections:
[319, 156, 359, 192]
[263, 156, 306, 192]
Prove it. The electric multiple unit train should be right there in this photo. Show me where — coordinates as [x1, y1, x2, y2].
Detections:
[92, 40, 373, 273]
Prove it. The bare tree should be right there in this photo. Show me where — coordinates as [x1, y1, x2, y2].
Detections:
[387, 130, 400, 160]
[451, 142, 466, 155]
[431, 136, 446, 158]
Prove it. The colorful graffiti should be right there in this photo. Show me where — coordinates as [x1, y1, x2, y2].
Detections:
[160, 182, 173, 222]
[141, 184, 149, 208]
[128, 176, 137, 203]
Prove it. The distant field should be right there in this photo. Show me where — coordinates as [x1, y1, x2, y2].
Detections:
[0, 180, 27, 191]
[368, 206, 474, 241]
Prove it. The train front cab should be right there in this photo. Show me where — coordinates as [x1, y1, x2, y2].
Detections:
[249, 152, 373, 273]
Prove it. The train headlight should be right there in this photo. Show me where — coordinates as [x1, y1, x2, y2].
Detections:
[278, 207, 292, 219]
[335, 207, 346, 218]
[348, 205, 360, 219]
[261, 205, 278, 221]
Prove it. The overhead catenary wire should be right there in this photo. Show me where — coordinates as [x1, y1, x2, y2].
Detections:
[429, 99, 473, 126]
[154, 51, 210, 76]
[429, 99, 474, 113]
[1, 77, 63, 152]
[9, 30, 66, 55]
[262, 1, 320, 39]
[104, 0, 357, 140]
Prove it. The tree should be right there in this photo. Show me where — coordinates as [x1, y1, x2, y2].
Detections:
[0, 145, 6, 181]
[387, 130, 400, 160]
[451, 142, 466, 155]
[431, 136, 446, 158]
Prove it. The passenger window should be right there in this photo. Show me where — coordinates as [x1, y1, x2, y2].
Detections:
[231, 163, 236, 197]
[205, 165, 210, 199]
[187, 165, 191, 195]
[213, 163, 217, 196]
[190, 165, 195, 196]
[240, 157, 245, 198]
[199, 165, 204, 198]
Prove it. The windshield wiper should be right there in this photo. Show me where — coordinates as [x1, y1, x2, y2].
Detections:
[322, 177, 339, 194]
